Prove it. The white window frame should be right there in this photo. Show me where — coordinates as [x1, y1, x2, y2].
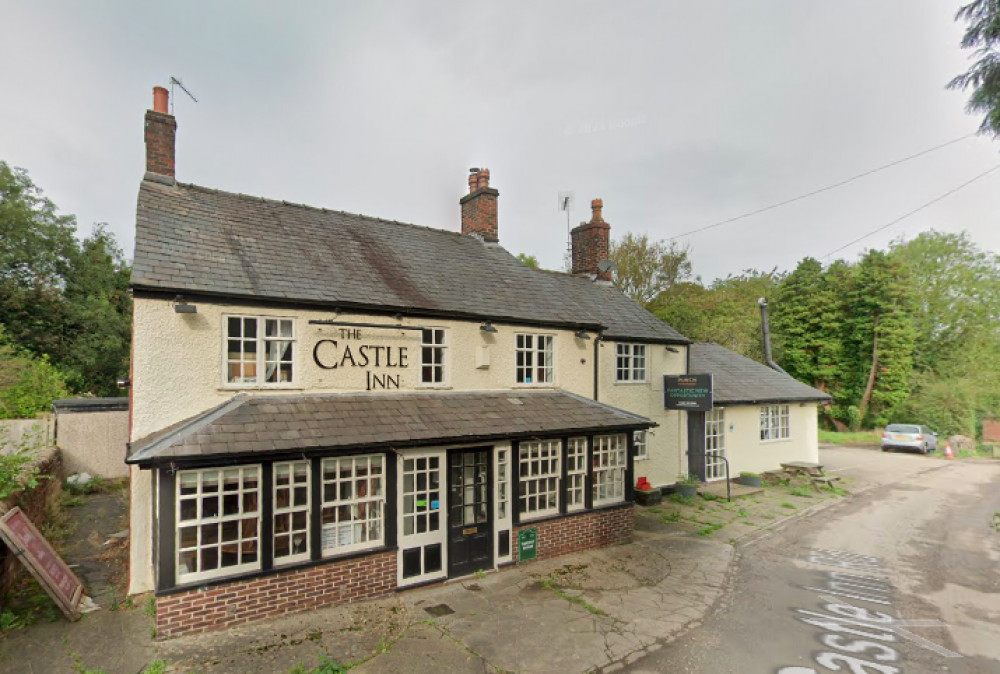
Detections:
[566, 437, 587, 512]
[398, 451, 447, 586]
[321, 455, 385, 556]
[615, 343, 647, 383]
[760, 405, 791, 442]
[419, 328, 448, 387]
[705, 408, 727, 481]
[223, 315, 296, 388]
[592, 434, 627, 506]
[517, 440, 561, 519]
[515, 333, 555, 386]
[273, 460, 311, 566]
[633, 430, 648, 461]
[175, 465, 261, 585]
[494, 445, 513, 563]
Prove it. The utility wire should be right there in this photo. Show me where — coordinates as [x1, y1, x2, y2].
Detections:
[822, 163, 1000, 259]
[666, 134, 976, 242]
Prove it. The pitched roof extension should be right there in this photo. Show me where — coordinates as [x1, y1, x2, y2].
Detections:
[126, 390, 654, 466]
[131, 179, 687, 343]
[688, 342, 831, 405]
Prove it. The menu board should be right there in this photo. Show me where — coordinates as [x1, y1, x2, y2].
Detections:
[0, 507, 84, 621]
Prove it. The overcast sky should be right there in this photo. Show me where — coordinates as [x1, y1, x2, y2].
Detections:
[2, 1, 998, 282]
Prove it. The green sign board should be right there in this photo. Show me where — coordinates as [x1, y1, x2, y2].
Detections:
[517, 528, 537, 562]
[663, 374, 714, 411]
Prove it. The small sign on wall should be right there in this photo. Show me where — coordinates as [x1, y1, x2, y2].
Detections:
[517, 528, 537, 562]
[663, 374, 714, 411]
[0, 507, 84, 620]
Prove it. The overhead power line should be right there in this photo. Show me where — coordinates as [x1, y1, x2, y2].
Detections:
[822, 163, 1000, 259]
[667, 134, 975, 242]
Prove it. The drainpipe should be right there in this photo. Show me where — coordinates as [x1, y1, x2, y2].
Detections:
[758, 297, 788, 374]
[593, 333, 600, 401]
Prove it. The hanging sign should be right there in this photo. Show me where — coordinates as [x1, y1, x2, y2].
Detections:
[663, 374, 714, 411]
[0, 507, 84, 621]
[517, 528, 537, 562]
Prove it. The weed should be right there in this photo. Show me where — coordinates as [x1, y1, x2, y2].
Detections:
[787, 486, 814, 498]
[149, 624, 157, 640]
[540, 577, 606, 616]
[0, 610, 26, 632]
[61, 493, 86, 508]
[696, 522, 724, 536]
[737, 508, 750, 518]
[659, 509, 681, 523]
[474, 568, 487, 580]
[290, 657, 351, 674]
[143, 661, 169, 674]
[780, 502, 797, 510]
[143, 595, 156, 618]
[993, 512, 1000, 532]
[700, 493, 722, 502]
[71, 653, 109, 674]
[828, 487, 848, 497]
[377, 637, 392, 654]
[667, 493, 695, 506]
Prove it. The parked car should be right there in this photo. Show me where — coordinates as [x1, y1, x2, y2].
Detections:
[881, 424, 938, 454]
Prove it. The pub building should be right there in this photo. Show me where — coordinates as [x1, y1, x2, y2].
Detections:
[126, 87, 822, 638]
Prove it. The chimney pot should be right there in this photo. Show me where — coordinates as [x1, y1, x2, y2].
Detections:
[145, 86, 177, 178]
[153, 86, 169, 114]
[591, 198, 604, 223]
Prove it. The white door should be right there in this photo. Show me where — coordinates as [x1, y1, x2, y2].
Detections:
[397, 451, 447, 586]
[705, 408, 727, 481]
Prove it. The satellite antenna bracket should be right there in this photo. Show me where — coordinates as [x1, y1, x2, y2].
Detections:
[168, 76, 199, 115]
[597, 259, 616, 273]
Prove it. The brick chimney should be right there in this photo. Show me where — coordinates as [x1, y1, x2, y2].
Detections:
[571, 198, 612, 281]
[460, 168, 499, 242]
[145, 86, 177, 178]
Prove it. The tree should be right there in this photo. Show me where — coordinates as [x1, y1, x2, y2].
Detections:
[949, 1, 1000, 136]
[516, 253, 539, 269]
[610, 234, 692, 306]
[0, 325, 69, 419]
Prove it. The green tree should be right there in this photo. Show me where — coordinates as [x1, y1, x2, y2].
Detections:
[516, 253, 540, 269]
[610, 234, 692, 306]
[0, 325, 69, 419]
[949, 0, 1000, 136]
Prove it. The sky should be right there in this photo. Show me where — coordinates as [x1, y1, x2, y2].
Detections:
[2, 1, 998, 282]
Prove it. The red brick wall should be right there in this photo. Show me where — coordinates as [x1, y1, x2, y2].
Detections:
[514, 504, 633, 563]
[155, 549, 395, 638]
[570, 199, 612, 281]
[460, 188, 499, 242]
[144, 109, 176, 177]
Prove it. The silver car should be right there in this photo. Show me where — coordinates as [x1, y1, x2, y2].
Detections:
[881, 424, 938, 454]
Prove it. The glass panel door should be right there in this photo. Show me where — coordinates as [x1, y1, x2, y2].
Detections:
[397, 451, 446, 586]
[705, 409, 727, 480]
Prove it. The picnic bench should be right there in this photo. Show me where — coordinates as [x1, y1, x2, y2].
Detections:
[779, 461, 842, 492]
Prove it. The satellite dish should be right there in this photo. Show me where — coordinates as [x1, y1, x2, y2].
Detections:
[597, 260, 616, 273]
[558, 191, 575, 212]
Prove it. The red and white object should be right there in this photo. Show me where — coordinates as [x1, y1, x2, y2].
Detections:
[944, 443, 954, 459]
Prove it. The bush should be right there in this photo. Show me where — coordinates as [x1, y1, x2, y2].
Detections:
[0, 327, 68, 419]
[0, 427, 41, 500]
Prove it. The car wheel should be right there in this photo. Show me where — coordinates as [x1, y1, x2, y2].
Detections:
[882, 447, 890, 452]
[921, 443, 929, 455]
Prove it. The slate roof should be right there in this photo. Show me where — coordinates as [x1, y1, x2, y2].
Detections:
[131, 179, 687, 343]
[688, 343, 831, 405]
[126, 390, 654, 466]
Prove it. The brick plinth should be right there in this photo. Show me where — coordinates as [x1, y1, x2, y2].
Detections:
[155, 549, 396, 638]
[514, 504, 633, 563]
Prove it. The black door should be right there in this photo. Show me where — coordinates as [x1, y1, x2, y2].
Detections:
[686, 410, 707, 481]
[447, 448, 492, 578]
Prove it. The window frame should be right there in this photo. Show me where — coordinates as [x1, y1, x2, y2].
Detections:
[633, 430, 649, 461]
[615, 343, 648, 383]
[272, 460, 311, 566]
[759, 405, 791, 442]
[418, 327, 449, 388]
[517, 439, 561, 520]
[592, 434, 627, 506]
[566, 437, 588, 512]
[514, 333, 556, 386]
[222, 315, 297, 388]
[320, 454, 386, 557]
[175, 465, 262, 585]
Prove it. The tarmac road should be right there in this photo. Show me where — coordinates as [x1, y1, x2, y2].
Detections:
[626, 446, 1000, 674]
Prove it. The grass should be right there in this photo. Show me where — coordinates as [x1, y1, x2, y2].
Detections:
[819, 429, 882, 446]
[780, 502, 797, 510]
[540, 577, 607, 616]
[787, 486, 815, 498]
[289, 656, 351, 674]
[667, 493, 696, 506]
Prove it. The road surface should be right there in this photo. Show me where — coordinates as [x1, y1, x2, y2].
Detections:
[627, 446, 1000, 674]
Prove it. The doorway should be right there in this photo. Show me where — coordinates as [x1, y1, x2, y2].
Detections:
[447, 448, 492, 578]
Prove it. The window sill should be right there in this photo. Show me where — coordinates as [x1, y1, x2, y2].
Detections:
[219, 384, 303, 392]
[760, 437, 792, 444]
[512, 383, 558, 389]
[613, 380, 649, 386]
[416, 384, 453, 390]
[634, 455, 650, 462]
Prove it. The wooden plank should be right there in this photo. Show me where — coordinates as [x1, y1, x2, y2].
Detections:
[0, 507, 84, 621]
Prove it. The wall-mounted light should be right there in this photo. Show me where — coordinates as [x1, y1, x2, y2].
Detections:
[666, 346, 679, 353]
[480, 321, 498, 333]
[574, 330, 591, 340]
[116, 377, 131, 390]
[173, 295, 197, 314]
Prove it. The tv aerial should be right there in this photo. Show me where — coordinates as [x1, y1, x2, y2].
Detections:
[169, 76, 198, 114]
[558, 191, 575, 270]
